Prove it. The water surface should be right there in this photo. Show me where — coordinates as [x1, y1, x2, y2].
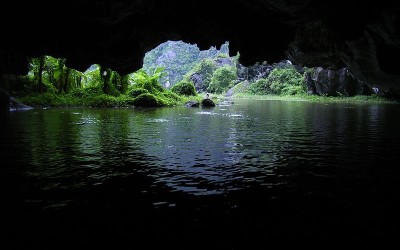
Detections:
[1, 99, 399, 248]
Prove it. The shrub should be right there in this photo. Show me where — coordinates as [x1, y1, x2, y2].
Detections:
[207, 66, 237, 94]
[248, 78, 270, 94]
[265, 67, 305, 95]
[171, 80, 197, 96]
[232, 81, 251, 94]
[132, 93, 160, 107]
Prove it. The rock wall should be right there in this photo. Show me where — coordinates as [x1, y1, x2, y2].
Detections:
[305, 68, 372, 96]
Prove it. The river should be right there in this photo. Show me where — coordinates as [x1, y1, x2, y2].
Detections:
[1, 99, 400, 248]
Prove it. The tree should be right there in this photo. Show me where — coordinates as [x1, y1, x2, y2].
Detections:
[208, 66, 237, 94]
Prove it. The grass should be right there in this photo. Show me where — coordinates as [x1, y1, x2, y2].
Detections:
[17, 91, 396, 109]
[232, 93, 398, 104]
[16, 92, 204, 108]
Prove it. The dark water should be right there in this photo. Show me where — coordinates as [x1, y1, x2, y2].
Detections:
[1, 99, 400, 249]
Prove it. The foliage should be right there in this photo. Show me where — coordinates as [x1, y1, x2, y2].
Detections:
[127, 88, 149, 98]
[207, 66, 237, 94]
[170, 80, 197, 96]
[216, 53, 229, 58]
[267, 67, 306, 95]
[82, 64, 102, 88]
[129, 68, 165, 93]
[84, 94, 128, 107]
[184, 58, 217, 91]
[247, 66, 306, 95]
[17, 93, 69, 107]
[132, 93, 161, 107]
[232, 80, 251, 94]
[157, 91, 183, 106]
[12, 54, 216, 108]
[248, 78, 270, 94]
[126, 67, 185, 107]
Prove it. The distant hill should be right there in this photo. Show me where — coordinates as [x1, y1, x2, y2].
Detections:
[143, 41, 229, 87]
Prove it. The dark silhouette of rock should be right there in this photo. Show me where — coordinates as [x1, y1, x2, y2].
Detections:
[9, 97, 33, 111]
[0, 88, 10, 112]
[306, 67, 372, 96]
[304, 71, 316, 95]
[201, 98, 215, 107]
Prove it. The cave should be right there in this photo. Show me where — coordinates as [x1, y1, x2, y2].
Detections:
[1, 0, 400, 94]
[1, 1, 400, 249]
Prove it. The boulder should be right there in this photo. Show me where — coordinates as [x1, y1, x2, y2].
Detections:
[201, 98, 215, 107]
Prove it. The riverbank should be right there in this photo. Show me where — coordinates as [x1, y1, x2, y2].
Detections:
[13, 92, 398, 110]
[15, 92, 204, 109]
[229, 93, 399, 104]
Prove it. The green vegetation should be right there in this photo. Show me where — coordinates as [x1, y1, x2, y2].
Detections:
[233, 93, 397, 104]
[9, 56, 201, 108]
[248, 66, 306, 95]
[170, 80, 197, 96]
[3, 42, 396, 108]
[208, 66, 237, 94]
[184, 58, 217, 91]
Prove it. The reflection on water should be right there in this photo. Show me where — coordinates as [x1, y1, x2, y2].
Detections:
[1, 100, 400, 199]
[2, 99, 400, 248]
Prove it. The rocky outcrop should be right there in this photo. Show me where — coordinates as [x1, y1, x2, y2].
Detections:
[237, 61, 273, 82]
[189, 73, 205, 92]
[9, 97, 33, 111]
[286, 13, 400, 95]
[143, 41, 230, 87]
[214, 57, 232, 67]
[306, 67, 372, 96]
[0, 88, 32, 112]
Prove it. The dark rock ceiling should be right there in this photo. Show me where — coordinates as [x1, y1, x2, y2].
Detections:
[1, 0, 399, 92]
